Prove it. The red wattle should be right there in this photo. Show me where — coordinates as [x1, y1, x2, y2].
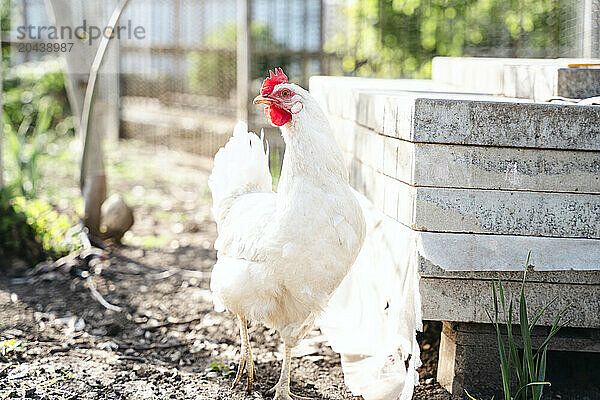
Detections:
[266, 105, 292, 127]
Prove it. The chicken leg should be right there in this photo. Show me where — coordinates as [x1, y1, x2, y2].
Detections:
[268, 343, 311, 400]
[231, 315, 257, 392]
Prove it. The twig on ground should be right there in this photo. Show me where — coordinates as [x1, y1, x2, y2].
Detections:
[79, 228, 92, 250]
[118, 355, 146, 362]
[80, 229, 123, 312]
[92, 236, 208, 279]
[148, 270, 179, 280]
[86, 276, 122, 312]
[49, 347, 71, 354]
[140, 317, 203, 331]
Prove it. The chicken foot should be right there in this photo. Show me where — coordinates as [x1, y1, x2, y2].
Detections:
[231, 315, 257, 392]
[268, 343, 312, 400]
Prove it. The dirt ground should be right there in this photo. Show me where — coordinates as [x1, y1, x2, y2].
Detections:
[0, 140, 452, 400]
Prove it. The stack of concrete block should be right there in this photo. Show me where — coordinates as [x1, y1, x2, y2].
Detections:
[432, 57, 600, 101]
[309, 58, 600, 396]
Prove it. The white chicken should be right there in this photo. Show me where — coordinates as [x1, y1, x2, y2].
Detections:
[208, 68, 366, 400]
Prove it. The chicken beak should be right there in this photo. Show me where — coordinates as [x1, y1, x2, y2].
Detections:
[253, 95, 271, 105]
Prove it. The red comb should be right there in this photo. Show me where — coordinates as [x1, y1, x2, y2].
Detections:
[261, 68, 288, 96]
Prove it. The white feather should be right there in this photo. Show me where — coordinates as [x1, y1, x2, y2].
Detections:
[208, 120, 272, 219]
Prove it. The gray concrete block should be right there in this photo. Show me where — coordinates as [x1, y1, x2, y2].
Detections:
[503, 64, 559, 101]
[417, 231, 600, 274]
[412, 186, 600, 238]
[413, 98, 600, 150]
[333, 115, 600, 194]
[413, 143, 600, 194]
[385, 179, 600, 238]
[382, 136, 399, 178]
[558, 68, 600, 99]
[382, 173, 400, 221]
[323, 85, 600, 151]
[350, 159, 385, 211]
[335, 119, 600, 194]
[431, 57, 600, 100]
[432, 57, 508, 94]
[420, 277, 599, 328]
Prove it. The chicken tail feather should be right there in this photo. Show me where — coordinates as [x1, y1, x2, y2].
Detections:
[208, 121, 272, 221]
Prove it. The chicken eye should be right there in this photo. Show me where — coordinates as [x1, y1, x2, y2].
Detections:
[281, 90, 290, 97]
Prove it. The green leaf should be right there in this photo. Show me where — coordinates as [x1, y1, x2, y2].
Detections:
[486, 308, 511, 400]
[537, 347, 548, 398]
[529, 295, 558, 331]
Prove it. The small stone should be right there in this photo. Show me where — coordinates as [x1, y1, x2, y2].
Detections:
[101, 194, 134, 242]
[97, 341, 118, 351]
[425, 378, 434, 385]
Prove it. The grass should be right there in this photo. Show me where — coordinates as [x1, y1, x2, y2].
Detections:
[206, 361, 235, 377]
[0, 339, 25, 356]
[485, 252, 571, 400]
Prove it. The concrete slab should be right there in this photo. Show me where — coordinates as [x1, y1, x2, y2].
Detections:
[417, 231, 600, 273]
[351, 170, 600, 238]
[329, 115, 600, 194]
[412, 142, 600, 194]
[558, 68, 600, 99]
[412, 186, 600, 238]
[411, 98, 600, 150]
[314, 78, 600, 151]
[421, 277, 599, 328]
[431, 57, 600, 100]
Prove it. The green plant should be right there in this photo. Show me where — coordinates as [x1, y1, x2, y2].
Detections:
[486, 252, 571, 400]
[269, 147, 281, 190]
[0, 189, 81, 265]
[2, 59, 75, 198]
[0, 189, 45, 264]
[12, 196, 81, 256]
[464, 389, 493, 400]
[206, 361, 235, 377]
[0, 339, 25, 356]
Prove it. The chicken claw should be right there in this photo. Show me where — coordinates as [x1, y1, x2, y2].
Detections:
[268, 344, 312, 400]
[231, 315, 257, 392]
[231, 347, 257, 392]
[268, 383, 312, 400]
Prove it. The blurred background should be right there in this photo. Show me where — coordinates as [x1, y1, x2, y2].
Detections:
[2, 0, 598, 155]
[0, 0, 598, 261]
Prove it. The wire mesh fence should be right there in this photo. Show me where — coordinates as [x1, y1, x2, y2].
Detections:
[324, 0, 598, 78]
[116, 0, 329, 158]
[2, 0, 598, 162]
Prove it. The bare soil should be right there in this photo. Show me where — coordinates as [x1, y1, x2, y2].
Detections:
[0, 140, 450, 400]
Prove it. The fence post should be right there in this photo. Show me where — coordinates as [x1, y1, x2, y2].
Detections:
[0, 33, 3, 188]
[237, 0, 250, 122]
[581, 0, 600, 57]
